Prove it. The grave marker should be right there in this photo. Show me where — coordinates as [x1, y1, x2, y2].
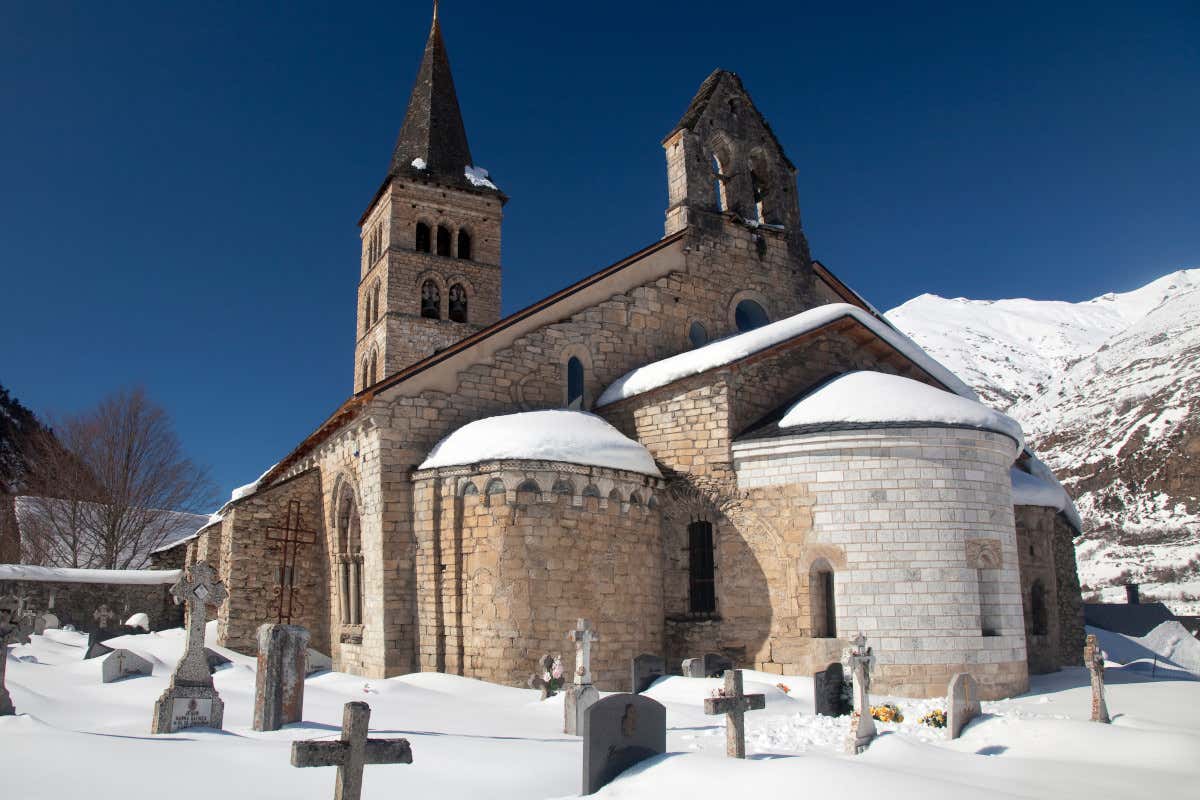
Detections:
[843, 632, 877, 754]
[291, 701, 412, 800]
[565, 619, 600, 735]
[946, 672, 980, 739]
[814, 661, 851, 716]
[630, 653, 665, 694]
[254, 623, 310, 731]
[151, 561, 228, 733]
[1084, 634, 1110, 723]
[682, 652, 732, 678]
[102, 649, 153, 683]
[703, 669, 765, 758]
[0, 610, 19, 715]
[34, 613, 59, 635]
[581, 693, 666, 795]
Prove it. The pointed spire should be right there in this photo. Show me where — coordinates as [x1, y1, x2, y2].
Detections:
[388, 5, 475, 184]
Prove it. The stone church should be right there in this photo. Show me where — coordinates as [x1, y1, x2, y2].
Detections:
[163, 9, 1085, 700]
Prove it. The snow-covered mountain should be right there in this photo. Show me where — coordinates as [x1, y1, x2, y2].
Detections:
[887, 269, 1200, 614]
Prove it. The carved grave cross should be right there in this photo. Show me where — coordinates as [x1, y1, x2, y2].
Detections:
[93, 604, 116, 629]
[568, 618, 599, 686]
[1084, 634, 1110, 723]
[843, 632, 878, 754]
[171, 561, 228, 685]
[292, 701, 412, 800]
[265, 500, 317, 624]
[703, 669, 766, 758]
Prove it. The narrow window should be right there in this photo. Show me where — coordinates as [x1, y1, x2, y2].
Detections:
[1031, 580, 1048, 635]
[809, 560, 836, 638]
[688, 321, 709, 349]
[566, 356, 584, 408]
[368, 351, 378, 385]
[436, 225, 452, 257]
[735, 299, 769, 332]
[448, 283, 468, 323]
[371, 282, 381, 324]
[415, 222, 431, 253]
[421, 280, 441, 319]
[710, 155, 726, 212]
[457, 229, 472, 260]
[361, 358, 369, 390]
[688, 521, 716, 614]
[751, 171, 766, 223]
[363, 297, 371, 333]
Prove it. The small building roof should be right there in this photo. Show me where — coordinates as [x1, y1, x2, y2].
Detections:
[1085, 602, 1178, 637]
[0, 564, 180, 585]
[418, 410, 661, 477]
[1011, 464, 1084, 531]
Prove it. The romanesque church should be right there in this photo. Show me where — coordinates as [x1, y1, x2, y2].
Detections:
[161, 9, 1085, 700]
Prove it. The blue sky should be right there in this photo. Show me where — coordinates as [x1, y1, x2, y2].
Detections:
[1, 1, 1197, 499]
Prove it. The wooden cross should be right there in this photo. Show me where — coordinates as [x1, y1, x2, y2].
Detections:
[292, 701, 412, 800]
[170, 561, 228, 685]
[265, 500, 317, 624]
[703, 669, 765, 758]
[568, 618, 599, 685]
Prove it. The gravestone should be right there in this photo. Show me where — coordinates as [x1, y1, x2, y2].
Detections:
[814, 662, 851, 716]
[124, 612, 151, 632]
[682, 652, 732, 678]
[1084, 634, 1110, 723]
[291, 701, 412, 800]
[93, 604, 117, 630]
[946, 672, 980, 739]
[565, 619, 600, 735]
[703, 669, 766, 758]
[84, 629, 116, 660]
[842, 633, 877, 754]
[681, 657, 704, 678]
[630, 653, 665, 694]
[254, 623, 310, 732]
[581, 693, 666, 795]
[34, 613, 59, 636]
[151, 561, 228, 733]
[102, 649, 153, 683]
[204, 647, 232, 673]
[0, 610, 19, 715]
[528, 653, 563, 700]
[306, 648, 333, 676]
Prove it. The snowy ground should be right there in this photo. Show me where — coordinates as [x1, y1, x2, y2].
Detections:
[2, 624, 1198, 799]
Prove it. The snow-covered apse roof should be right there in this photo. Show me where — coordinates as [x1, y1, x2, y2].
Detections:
[776, 371, 1025, 449]
[418, 410, 661, 477]
[596, 303, 977, 407]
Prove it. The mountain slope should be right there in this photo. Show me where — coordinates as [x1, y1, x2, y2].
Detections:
[886, 270, 1200, 613]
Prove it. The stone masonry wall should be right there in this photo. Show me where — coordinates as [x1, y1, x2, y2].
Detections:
[1015, 505, 1085, 669]
[0, 577, 182, 631]
[412, 462, 662, 691]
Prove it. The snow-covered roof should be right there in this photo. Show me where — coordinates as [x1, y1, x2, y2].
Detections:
[418, 410, 661, 477]
[0, 564, 180, 585]
[773, 371, 1025, 448]
[597, 303, 977, 407]
[1012, 456, 1084, 531]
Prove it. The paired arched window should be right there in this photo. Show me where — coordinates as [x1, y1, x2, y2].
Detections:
[415, 222, 431, 253]
[810, 559, 836, 638]
[448, 283, 468, 323]
[1031, 580, 1049, 635]
[335, 488, 364, 626]
[688, 321, 709, 349]
[363, 281, 382, 332]
[687, 520, 716, 614]
[421, 280, 441, 319]
[735, 299, 769, 332]
[436, 225, 452, 257]
[566, 356, 585, 408]
[457, 230, 472, 260]
[365, 224, 384, 265]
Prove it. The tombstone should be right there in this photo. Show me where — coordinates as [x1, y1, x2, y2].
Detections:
[0, 611, 19, 716]
[528, 653, 563, 700]
[630, 653, 665, 694]
[703, 669, 766, 758]
[306, 648, 333, 676]
[204, 647, 232, 673]
[681, 657, 705, 678]
[581, 693, 667, 795]
[34, 613, 59, 636]
[291, 701, 412, 800]
[842, 633, 877, 754]
[93, 604, 118, 630]
[151, 561, 229, 734]
[102, 649, 154, 683]
[946, 672, 980, 739]
[84, 629, 115, 660]
[814, 662, 851, 717]
[565, 619, 600, 735]
[1084, 634, 1110, 723]
[682, 652, 732, 678]
[124, 612, 151, 632]
[254, 623, 310, 732]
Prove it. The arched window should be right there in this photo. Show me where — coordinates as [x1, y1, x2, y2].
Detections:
[363, 296, 372, 334]
[552, 478, 574, 496]
[566, 356, 585, 409]
[457, 229, 472, 260]
[751, 170, 767, 223]
[710, 154, 727, 212]
[735, 299, 769, 332]
[415, 222, 431, 253]
[371, 281, 381, 325]
[688, 520, 716, 614]
[810, 560, 836, 638]
[1031, 580, 1048, 635]
[368, 350, 378, 386]
[421, 280, 441, 319]
[436, 225, 452, 257]
[688, 321, 709, 349]
[335, 487, 363, 627]
[361, 358, 369, 391]
[448, 283, 468, 323]
[516, 479, 541, 495]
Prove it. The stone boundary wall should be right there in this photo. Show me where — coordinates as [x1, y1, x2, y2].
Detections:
[733, 425, 1029, 700]
[412, 460, 662, 690]
[0, 571, 182, 631]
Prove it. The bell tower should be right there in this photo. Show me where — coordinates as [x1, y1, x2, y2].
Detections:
[354, 5, 506, 392]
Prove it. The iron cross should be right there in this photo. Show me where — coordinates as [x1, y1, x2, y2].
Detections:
[703, 669, 765, 758]
[292, 701, 412, 800]
[266, 500, 318, 624]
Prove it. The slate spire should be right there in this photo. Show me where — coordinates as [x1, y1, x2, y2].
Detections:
[389, 5, 474, 182]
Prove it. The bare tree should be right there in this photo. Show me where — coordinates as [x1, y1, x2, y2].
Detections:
[22, 387, 216, 568]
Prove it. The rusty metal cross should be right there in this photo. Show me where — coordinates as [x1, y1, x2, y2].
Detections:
[266, 500, 317, 624]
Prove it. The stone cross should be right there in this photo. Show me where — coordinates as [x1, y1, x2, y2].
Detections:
[0, 611, 20, 716]
[703, 669, 765, 758]
[291, 701, 412, 800]
[843, 632, 877, 754]
[1084, 634, 1110, 723]
[151, 561, 229, 733]
[569, 618, 598, 685]
[93, 604, 116, 630]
